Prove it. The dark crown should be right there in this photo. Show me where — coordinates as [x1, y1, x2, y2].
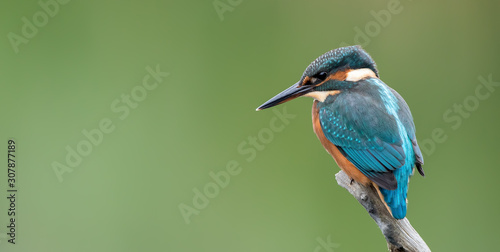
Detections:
[303, 45, 379, 78]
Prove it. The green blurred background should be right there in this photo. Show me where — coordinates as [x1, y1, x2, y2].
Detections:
[1, 0, 499, 251]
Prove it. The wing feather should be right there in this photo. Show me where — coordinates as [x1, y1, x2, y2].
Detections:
[318, 85, 407, 190]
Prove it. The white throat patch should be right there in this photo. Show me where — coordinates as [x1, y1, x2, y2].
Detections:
[304, 90, 341, 102]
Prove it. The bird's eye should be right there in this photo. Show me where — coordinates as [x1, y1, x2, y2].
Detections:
[309, 72, 328, 85]
[317, 72, 327, 81]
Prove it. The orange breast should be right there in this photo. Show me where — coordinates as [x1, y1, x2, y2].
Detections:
[311, 101, 372, 186]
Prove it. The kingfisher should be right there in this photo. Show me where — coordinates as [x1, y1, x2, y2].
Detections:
[256, 46, 424, 219]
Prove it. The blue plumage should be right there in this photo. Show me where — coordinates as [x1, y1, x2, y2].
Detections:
[317, 78, 421, 218]
[257, 46, 424, 219]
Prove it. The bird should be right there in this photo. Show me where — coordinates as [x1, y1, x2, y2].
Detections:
[256, 45, 424, 219]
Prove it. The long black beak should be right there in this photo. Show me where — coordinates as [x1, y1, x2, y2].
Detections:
[256, 82, 313, 111]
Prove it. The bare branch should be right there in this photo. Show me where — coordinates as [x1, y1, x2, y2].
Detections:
[335, 171, 430, 252]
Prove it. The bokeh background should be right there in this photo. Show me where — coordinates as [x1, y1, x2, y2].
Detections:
[1, 0, 499, 251]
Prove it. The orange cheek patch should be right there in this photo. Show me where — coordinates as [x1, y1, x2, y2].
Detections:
[327, 70, 348, 81]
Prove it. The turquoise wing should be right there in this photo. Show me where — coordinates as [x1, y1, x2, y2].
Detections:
[318, 89, 406, 190]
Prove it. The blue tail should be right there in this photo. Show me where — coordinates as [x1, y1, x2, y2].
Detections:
[380, 163, 412, 219]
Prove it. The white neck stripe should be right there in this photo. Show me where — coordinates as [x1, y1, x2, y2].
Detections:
[345, 68, 377, 81]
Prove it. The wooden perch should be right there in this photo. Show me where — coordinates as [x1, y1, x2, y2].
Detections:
[335, 171, 430, 252]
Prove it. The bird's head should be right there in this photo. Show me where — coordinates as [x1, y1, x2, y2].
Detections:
[256, 45, 379, 110]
